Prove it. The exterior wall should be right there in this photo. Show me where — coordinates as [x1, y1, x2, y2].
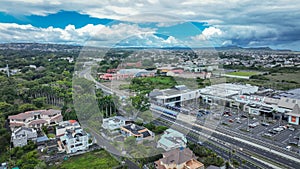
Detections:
[13, 136, 27, 147]
[102, 119, 125, 130]
[66, 135, 89, 154]
[288, 116, 300, 125]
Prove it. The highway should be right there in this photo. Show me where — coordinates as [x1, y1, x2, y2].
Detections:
[152, 110, 300, 169]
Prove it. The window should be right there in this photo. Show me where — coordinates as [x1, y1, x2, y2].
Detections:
[292, 100, 296, 104]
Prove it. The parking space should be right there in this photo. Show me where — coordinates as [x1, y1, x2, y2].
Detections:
[194, 106, 300, 153]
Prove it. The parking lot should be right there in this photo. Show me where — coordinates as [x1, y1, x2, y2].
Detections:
[194, 106, 300, 154]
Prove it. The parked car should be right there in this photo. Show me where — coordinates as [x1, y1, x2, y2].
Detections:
[241, 115, 248, 118]
[261, 122, 270, 126]
[289, 127, 296, 131]
[264, 133, 273, 137]
[229, 119, 234, 123]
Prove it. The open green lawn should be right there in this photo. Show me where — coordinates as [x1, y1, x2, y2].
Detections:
[59, 149, 120, 169]
[226, 71, 259, 77]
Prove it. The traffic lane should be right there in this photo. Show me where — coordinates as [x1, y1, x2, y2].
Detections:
[157, 113, 300, 168]
[211, 133, 299, 169]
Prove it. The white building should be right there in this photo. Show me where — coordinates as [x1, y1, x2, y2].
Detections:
[149, 85, 199, 107]
[11, 127, 37, 147]
[57, 120, 93, 154]
[102, 116, 131, 130]
[199, 83, 259, 105]
[286, 104, 300, 125]
[56, 120, 80, 137]
[8, 109, 62, 131]
[157, 129, 187, 151]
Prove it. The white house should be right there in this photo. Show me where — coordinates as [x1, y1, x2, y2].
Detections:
[58, 120, 93, 154]
[102, 116, 131, 130]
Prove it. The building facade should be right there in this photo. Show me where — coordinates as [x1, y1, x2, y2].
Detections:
[8, 109, 62, 131]
[157, 129, 187, 151]
[57, 120, 93, 154]
[155, 148, 204, 169]
[11, 127, 37, 147]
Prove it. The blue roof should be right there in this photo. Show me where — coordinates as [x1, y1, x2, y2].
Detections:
[36, 135, 49, 142]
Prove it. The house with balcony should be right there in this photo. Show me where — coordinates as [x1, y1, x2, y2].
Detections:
[57, 120, 93, 154]
[155, 148, 204, 169]
[8, 109, 62, 131]
[102, 116, 132, 130]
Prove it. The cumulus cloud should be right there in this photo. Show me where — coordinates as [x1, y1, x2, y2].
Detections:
[0, 0, 299, 49]
[192, 27, 222, 41]
[0, 22, 186, 47]
[0, 23, 156, 46]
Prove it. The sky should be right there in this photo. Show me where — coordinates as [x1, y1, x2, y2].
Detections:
[0, 0, 299, 50]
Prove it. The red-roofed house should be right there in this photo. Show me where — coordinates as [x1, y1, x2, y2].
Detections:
[8, 109, 62, 131]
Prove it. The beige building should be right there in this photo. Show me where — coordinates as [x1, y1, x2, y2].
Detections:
[8, 109, 62, 131]
[155, 148, 204, 169]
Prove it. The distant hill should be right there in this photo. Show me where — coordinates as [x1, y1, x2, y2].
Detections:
[0, 43, 294, 52]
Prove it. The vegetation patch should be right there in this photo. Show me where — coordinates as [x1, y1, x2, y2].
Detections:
[58, 149, 120, 169]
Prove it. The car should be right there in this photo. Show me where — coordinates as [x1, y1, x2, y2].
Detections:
[236, 120, 242, 124]
[273, 127, 284, 132]
[197, 141, 203, 145]
[268, 130, 278, 134]
[286, 146, 292, 151]
[261, 122, 270, 126]
[289, 127, 296, 131]
[235, 117, 240, 120]
[229, 119, 234, 123]
[264, 133, 273, 137]
[241, 115, 248, 118]
[223, 114, 229, 117]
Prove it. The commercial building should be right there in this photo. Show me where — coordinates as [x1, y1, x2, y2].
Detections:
[157, 129, 187, 151]
[155, 148, 204, 169]
[57, 120, 93, 154]
[11, 127, 37, 147]
[286, 104, 300, 125]
[199, 83, 259, 106]
[149, 85, 199, 107]
[120, 124, 154, 142]
[102, 116, 132, 130]
[8, 109, 62, 131]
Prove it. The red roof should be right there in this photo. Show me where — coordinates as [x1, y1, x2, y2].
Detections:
[69, 120, 77, 124]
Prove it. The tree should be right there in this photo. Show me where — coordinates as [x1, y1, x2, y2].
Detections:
[18, 103, 37, 113]
[32, 97, 46, 108]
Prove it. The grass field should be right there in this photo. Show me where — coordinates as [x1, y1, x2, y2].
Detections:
[59, 149, 120, 169]
[226, 71, 259, 77]
[266, 73, 300, 84]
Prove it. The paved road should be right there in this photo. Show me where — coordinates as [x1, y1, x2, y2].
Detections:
[154, 112, 300, 169]
[80, 66, 300, 168]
